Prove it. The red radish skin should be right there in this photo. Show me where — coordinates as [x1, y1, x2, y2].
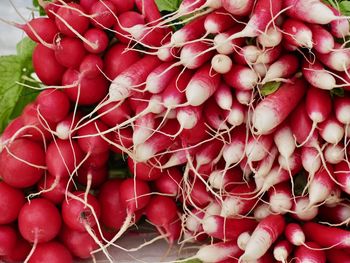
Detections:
[257, 26, 283, 48]
[204, 8, 236, 34]
[55, 112, 82, 140]
[319, 202, 350, 225]
[208, 167, 243, 191]
[214, 25, 246, 55]
[180, 42, 214, 69]
[153, 168, 183, 197]
[113, 11, 145, 44]
[79, 53, 104, 78]
[317, 44, 350, 72]
[60, 226, 98, 259]
[256, 44, 282, 64]
[233, 45, 260, 65]
[2, 234, 31, 262]
[273, 240, 293, 262]
[19, 17, 59, 44]
[0, 182, 25, 224]
[54, 37, 86, 68]
[211, 54, 233, 74]
[224, 65, 258, 90]
[268, 182, 292, 214]
[319, 115, 344, 144]
[109, 55, 160, 101]
[196, 241, 243, 262]
[128, 158, 163, 181]
[62, 191, 101, 232]
[0, 225, 17, 256]
[292, 196, 318, 221]
[202, 215, 257, 241]
[28, 241, 73, 263]
[282, 18, 313, 49]
[145, 63, 181, 94]
[18, 199, 62, 243]
[308, 166, 335, 206]
[104, 44, 141, 80]
[245, 134, 273, 163]
[329, 6, 350, 38]
[262, 54, 299, 84]
[62, 68, 109, 106]
[145, 196, 178, 227]
[110, 0, 134, 13]
[253, 78, 306, 135]
[90, 1, 117, 29]
[33, 44, 65, 85]
[302, 60, 336, 90]
[83, 28, 109, 53]
[0, 139, 45, 188]
[36, 89, 70, 123]
[222, 0, 254, 16]
[285, 223, 305, 246]
[54, 3, 90, 37]
[38, 175, 72, 204]
[97, 100, 131, 128]
[76, 165, 108, 187]
[334, 161, 350, 195]
[214, 83, 233, 110]
[240, 214, 285, 261]
[310, 24, 335, 54]
[326, 248, 350, 263]
[294, 242, 326, 263]
[334, 96, 350, 125]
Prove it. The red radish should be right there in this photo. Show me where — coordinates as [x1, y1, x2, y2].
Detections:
[83, 28, 109, 53]
[104, 44, 140, 80]
[224, 65, 258, 90]
[55, 112, 82, 140]
[329, 6, 350, 38]
[302, 60, 336, 90]
[54, 37, 86, 68]
[111, 127, 133, 154]
[110, 0, 134, 13]
[98, 179, 127, 232]
[135, 0, 162, 24]
[211, 54, 233, 74]
[128, 158, 162, 181]
[18, 198, 62, 243]
[0, 116, 24, 149]
[33, 44, 65, 85]
[226, 98, 246, 127]
[180, 42, 214, 69]
[15, 17, 59, 44]
[157, 42, 180, 62]
[273, 240, 293, 262]
[301, 146, 321, 183]
[278, 148, 302, 172]
[236, 89, 253, 105]
[294, 242, 326, 263]
[62, 68, 109, 105]
[46, 139, 83, 178]
[240, 214, 285, 261]
[186, 177, 213, 208]
[245, 134, 273, 163]
[202, 215, 257, 241]
[237, 231, 251, 251]
[204, 8, 236, 34]
[0, 139, 45, 188]
[255, 146, 278, 180]
[284, 0, 343, 25]
[28, 241, 72, 263]
[76, 165, 108, 188]
[310, 24, 335, 54]
[308, 166, 335, 206]
[36, 89, 70, 123]
[256, 44, 282, 64]
[195, 241, 243, 262]
[257, 26, 283, 48]
[220, 183, 257, 217]
[60, 226, 98, 259]
[262, 54, 299, 84]
[113, 11, 145, 44]
[205, 100, 229, 131]
[153, 168, 183, 197]
[54, 3, 89, 37]
[268, 182, 292, 214]
[252, 78, 306, 135]
[222, 0, 254, 16]
[274, 122, 295, 158]
[208, 167, 242, 191]
[285, 223, 305, 246]
[90, 1, 117, 28]
[334, 96, 350, 126]
[0, 182, 25, 224]
[194, 138, 223, 168]
[160, 216, 182, 245]
[80, 0, 98, 12]
[0, 225, 17, 256]
[185, 63, 221, 106]
[319, 202, 350, 224]
[62, 191, 101, 232]
[132, 112, 157, 146]
[97, 100, 131, 127]
[317, 44, 350, 72]
[292, 196, 318, 221]
[334, 161, 350, 195]
[2, 234, 31, 262]
[38, 175, 71, 204]
[303, 222, 350, 249]
[327, 248, 350, 263]
[79, 53, 104, 76]
[319, 115, 345, 144]
[109, 55, 160, 101]
[170, 15, 207, 46]
[282, 18, 313, 49]
[222, 125, 247, 166]
[233, 45, 260, 65]
[145, 196, 178, 227]
[213, 25, 245, 54]
[145, 62, 181, 94]
[176, 105, 203, 132]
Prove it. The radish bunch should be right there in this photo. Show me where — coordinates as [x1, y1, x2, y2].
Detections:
[1, 0, 350, 262]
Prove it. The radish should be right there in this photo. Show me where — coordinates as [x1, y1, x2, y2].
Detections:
[285, 223, 305, 246]
[153, 168, 183, 198]
[196, 241, 243, 262]
[145, 196, 178, 228]
[110, 0, 134, 13]
[18, 198, 62, 243]
[83, 28, 109, 54]
[90, 0, 117, 29]
[180, 41, 214, 69]
[232, 45, 260, 65]
[104, 44, 141, 80]
[329, 5, 350, 38]
[257, 26, 283, 48]
[302, 60, 336, 90]
[319, 115, 345, 145]
[268, 182, 292, 214]
[222, 0, 254, 16]
[334, 161, 350, 195]
[319, 202, 350, 225]
[28, 241, 72, 263]
[37, 174, 72, 204]
[186, 63, 221, 106]
[317, 43, 350, 72]
[97, 100, 131, 128]
[204, 8, 236, 34]
[262, 54, 299, 84]
[274, 123, 295, 159]
[237, 232, 251, 251]
[310, 24, 335, 54]
[202, 215, 257, 241]
[53, 36, 86, 68]
[253, 203, 273, 221]
[245, 134, 273, 163]
[255, 44, 282, 64]
[273, 240, 293, 262]
[113, 11, 145, 44]
[326, 249, 350, 262]
[76, 165, 108, 188]
[308, 165, 335, 206]
[252, 78, 306, 135]
[0, 139, 46, 188]
[282, 18, 313, 49]
[54, 3, 90, 37]
[294, 242, 326, 263]
[128, 158, 163, 181]
[32, 44, 65, 85]
[55, 112, 82, 140]
[224, 65, 258, 91]
[211, 54, 233, 74]
[213, 25, 245, 54]
[291, 196, 318, 221]
[240, 214, 285, 261]
[0, 225, 17, 256]
[208, 167, 242, 191]
[0, 183, 24, 225]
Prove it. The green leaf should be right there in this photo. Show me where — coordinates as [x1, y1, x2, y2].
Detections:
[0, 37, 39, 133]
[339, 1, 350, 15]
[155, 0, 182, 12]
[32, 0, 46, 16]
[260, 81, 281, 96]
[175, 259, 202, 263]
[331, 87, 345, 97]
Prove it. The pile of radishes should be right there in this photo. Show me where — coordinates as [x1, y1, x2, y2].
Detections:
[0, 0, 350, 262]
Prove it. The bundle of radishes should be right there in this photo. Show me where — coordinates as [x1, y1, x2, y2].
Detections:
[0, 0, 350, 262]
